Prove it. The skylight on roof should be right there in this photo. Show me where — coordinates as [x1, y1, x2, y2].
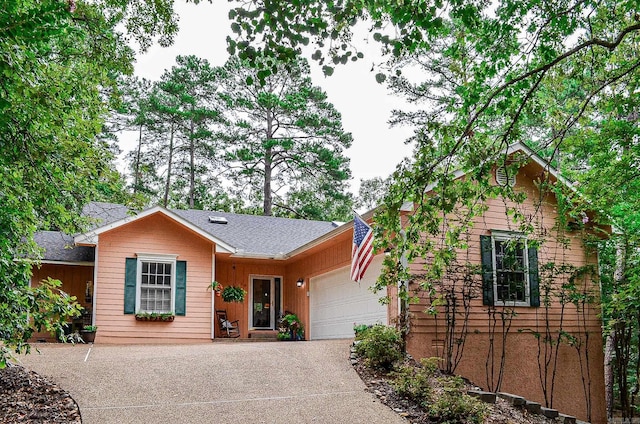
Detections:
[208, 216, 228, 224]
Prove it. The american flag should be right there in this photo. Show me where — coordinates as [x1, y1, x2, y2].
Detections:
[351, 213, 374, 282]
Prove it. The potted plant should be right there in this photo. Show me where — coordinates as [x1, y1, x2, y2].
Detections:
[208, 281, 223, 297]
[81, 325, 97, 343]
[278, 313, 304, 341]
[221, 286, 246, 303]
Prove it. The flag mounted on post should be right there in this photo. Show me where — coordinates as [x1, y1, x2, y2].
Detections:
[351, 213, 374, 282]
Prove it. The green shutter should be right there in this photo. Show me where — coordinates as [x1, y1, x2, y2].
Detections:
[528, 246, 540, 307]
[124, 258, 137, 314]
[175, 260, 187, 316]
[480, 235, 494, 306]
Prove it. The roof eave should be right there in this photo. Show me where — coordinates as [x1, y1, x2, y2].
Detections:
[286, 208, 377, 258]
[74, 206, 235, 254]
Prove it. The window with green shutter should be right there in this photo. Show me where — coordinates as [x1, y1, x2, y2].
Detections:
[123, 254, 187, 316]
[480, 232, 539, 307]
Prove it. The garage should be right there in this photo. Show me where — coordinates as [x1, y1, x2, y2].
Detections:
[309, 254, 388, 339]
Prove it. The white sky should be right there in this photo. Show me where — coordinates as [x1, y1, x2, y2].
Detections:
[127, 1, 415, 195]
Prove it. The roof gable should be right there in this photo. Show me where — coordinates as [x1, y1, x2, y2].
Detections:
[73, 204, 338, 258]
[74, 206, 235, 253]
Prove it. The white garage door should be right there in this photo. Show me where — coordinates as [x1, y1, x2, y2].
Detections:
[309, 255, 387, 340]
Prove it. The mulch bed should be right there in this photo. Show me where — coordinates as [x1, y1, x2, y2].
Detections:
[352, 353, 558, 424]
[0, 363, 81, 423]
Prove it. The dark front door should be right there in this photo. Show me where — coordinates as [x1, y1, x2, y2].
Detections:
[252, 278, 272, 328]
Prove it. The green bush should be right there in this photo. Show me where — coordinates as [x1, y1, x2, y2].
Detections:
[392, 358, 441, 408]
[428, 376, 488, 424]
[393, 364, 433, 407]
[353, 323, 371, 338]
[354, 324, 403, 370]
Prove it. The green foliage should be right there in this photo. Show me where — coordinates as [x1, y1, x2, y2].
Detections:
[354, 324, 403, 370]
[0, 278, 83, 367]
[353, 323, 371, 338]
[0, 0, 177, 367]
[221, 286, 247, 303]
[218, 55, 353, 219]
[428, 376, 488, 424]
[277, 313, 304, 340]
[392, 358, 438, 407]
[82, 325, 98, 332]
[393, 357, 486, 423]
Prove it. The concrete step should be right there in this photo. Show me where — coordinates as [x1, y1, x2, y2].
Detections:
[249, 330, 278, 340]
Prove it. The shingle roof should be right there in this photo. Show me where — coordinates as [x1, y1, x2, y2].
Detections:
[34, 231, 95, 263]
[172, 209, 338, 256]
[81, 202, 131, 229]
[39, 202, 341, 262]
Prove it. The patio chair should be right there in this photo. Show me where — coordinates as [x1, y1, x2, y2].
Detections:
[216, 310, 240, 338]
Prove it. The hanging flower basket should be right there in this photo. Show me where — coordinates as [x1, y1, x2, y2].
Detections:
[208, 281, 223, 296]
[221, 286, 246, 303]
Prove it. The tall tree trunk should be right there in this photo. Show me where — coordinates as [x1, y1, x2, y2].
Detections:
[605, 332, 615, 421]
[607, 235, 628, 418]
[163, 123, 175, 208]
[133, 123, 143, 194]
[189, 118, 195, 209]
[263, 110, 273, 216]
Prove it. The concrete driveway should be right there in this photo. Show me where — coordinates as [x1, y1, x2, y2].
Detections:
[18, 340, 405, 424]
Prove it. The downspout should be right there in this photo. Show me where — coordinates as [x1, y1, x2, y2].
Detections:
[211, 245, 216, 340]
[92, 242, 98, 327]
[399, 228, 409, 353]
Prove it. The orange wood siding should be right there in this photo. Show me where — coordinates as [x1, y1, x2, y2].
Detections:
[403, 166, 605, 423]
[95, 212, 214, 343]
[285, 231, 354, 337]
[30, 263, 94, 341]
[213, 258, 286, 338]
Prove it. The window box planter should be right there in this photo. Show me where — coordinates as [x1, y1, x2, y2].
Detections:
[135, 313, 175, 322]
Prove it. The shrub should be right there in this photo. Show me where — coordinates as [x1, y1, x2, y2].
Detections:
[428, 376, 488, 424]
[393, 365, 433, 407]
[354, 324, 402, 370]
[392, 358, 441, 408]
[353, 323, 371, 338]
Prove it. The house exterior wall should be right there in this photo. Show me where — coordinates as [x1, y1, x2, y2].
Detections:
[30, 263, 94, 341]
[403, 164, 605, 423]
[213, 258, 286, 338]
[285, 231, 353, 339]
[95, 213, 214, 343]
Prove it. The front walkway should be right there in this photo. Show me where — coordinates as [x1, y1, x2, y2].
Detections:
[18, 340, 405, 424]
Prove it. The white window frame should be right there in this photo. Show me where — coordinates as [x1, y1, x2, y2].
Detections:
[491, 232, 530, 307]
[135, 253, 178, 314]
